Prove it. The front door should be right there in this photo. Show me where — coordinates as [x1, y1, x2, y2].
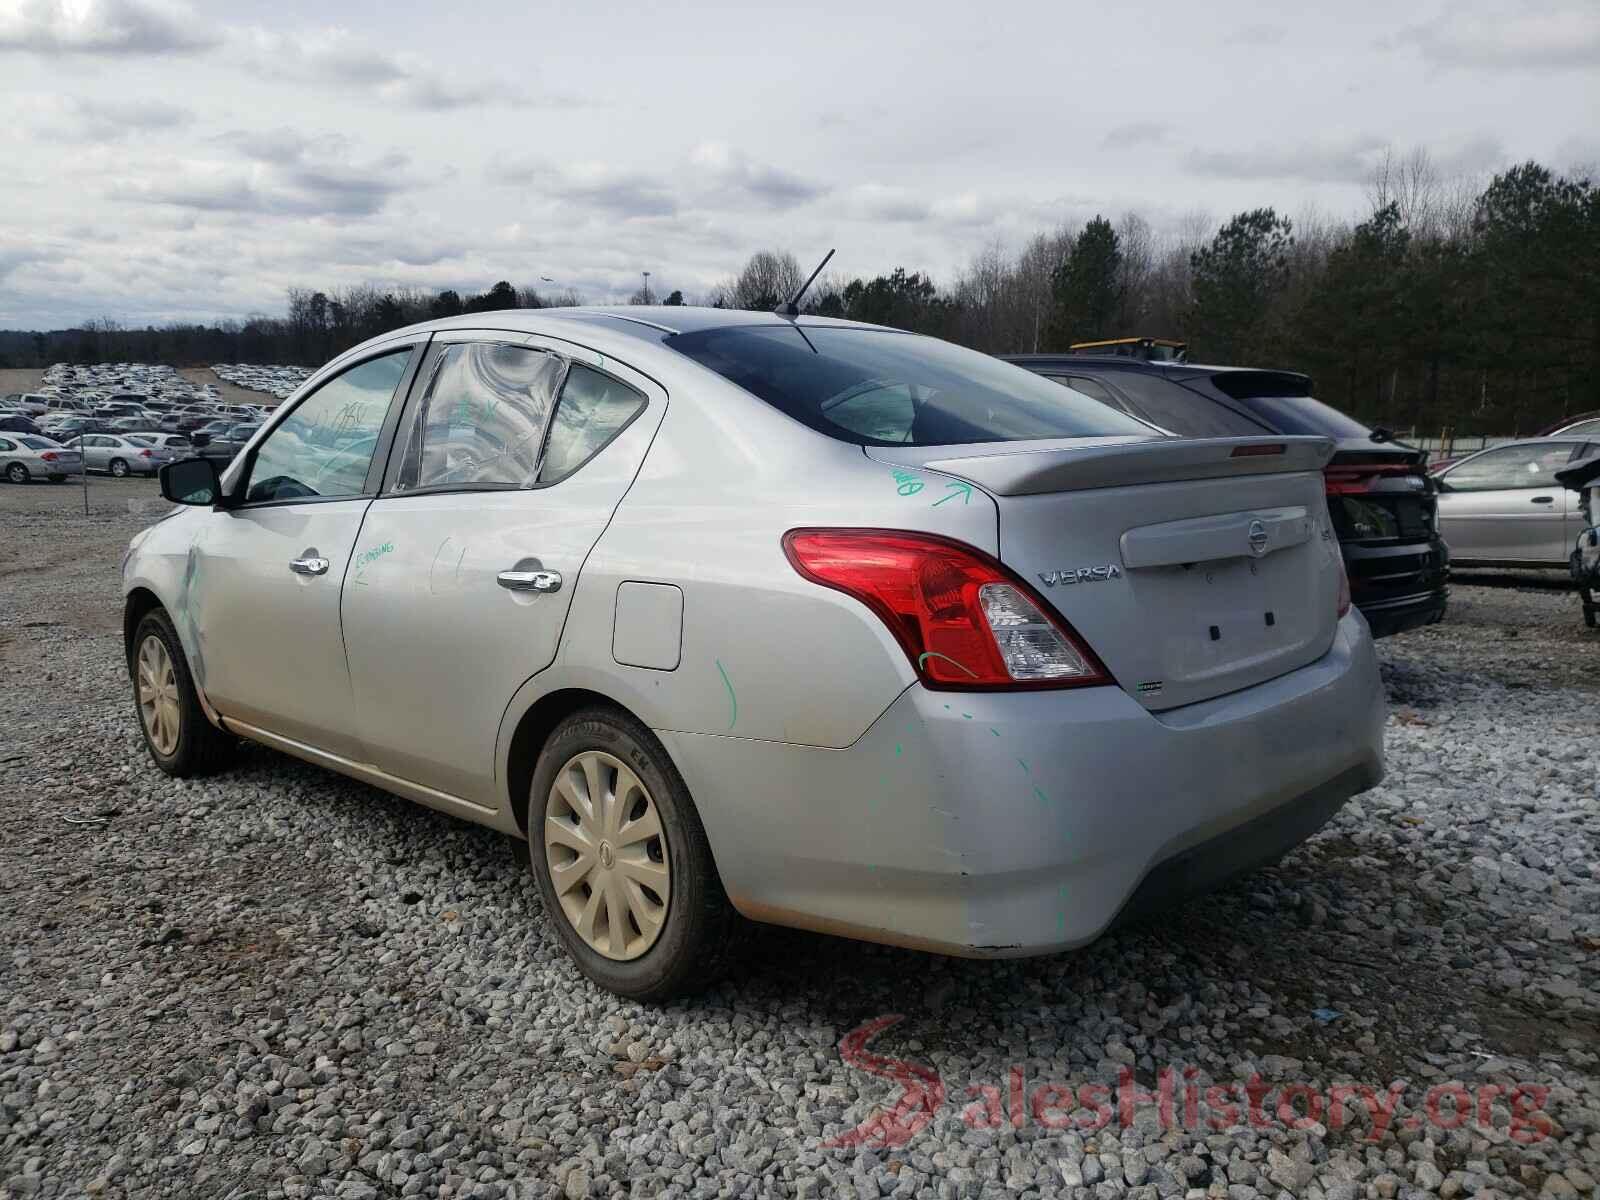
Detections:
[340, 334, 662, 804]
[193, 343, 422, 757]
[1436, 442, 1580, 563]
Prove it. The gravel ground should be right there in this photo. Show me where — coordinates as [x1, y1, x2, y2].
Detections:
[2, 483, 1597, 1200]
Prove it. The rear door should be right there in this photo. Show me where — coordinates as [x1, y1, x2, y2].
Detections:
[339, 333, 664, 803]
[1436, 442, 1579, 563]
[191, 343, 423, 756]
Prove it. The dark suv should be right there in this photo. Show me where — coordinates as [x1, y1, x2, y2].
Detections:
[1004, 355, 1448, 638]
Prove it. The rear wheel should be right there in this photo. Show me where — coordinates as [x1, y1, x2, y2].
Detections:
[6, 463, 28, 484]
[109, 458, 129, 477]
[131, 609, 237, 776]
[527, 706, 736, 1000]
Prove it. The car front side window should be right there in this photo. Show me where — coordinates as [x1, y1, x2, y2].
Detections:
[1443, 444, 1574, 491]
[246, 350, 412, 503]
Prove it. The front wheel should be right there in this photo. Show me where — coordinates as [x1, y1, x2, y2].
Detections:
[109, 458, 129, 477]
[130, 609, 237, 776]
[6, 463, 28, 484]
[527, 706, 737, 1000]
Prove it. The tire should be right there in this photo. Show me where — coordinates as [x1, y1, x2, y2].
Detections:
[527, 706, 737, 1001]
[109, 458, 129, 477]
[130, 608, 237, 777]
[6, 463, 28, 484]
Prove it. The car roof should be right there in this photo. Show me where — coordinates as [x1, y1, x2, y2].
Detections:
[388, 305, 903, 343]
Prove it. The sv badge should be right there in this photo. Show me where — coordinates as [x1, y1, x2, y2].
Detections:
[1038, 564, 1122, 587]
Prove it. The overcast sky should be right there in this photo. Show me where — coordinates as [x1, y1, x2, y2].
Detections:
[1, 0, 1596, 328]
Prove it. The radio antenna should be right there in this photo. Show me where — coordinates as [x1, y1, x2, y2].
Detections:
[775, 248, 835, 317]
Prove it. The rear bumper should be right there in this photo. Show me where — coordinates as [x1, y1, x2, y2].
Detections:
[661, 610, 1385, 957]
[1345, 537, 1448, 638]
[1358, 588, 1447, 637]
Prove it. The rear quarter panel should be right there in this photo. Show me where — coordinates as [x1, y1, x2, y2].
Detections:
[507, 361, 1002, 750]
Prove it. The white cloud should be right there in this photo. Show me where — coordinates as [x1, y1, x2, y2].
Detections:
[114, 130, 413, 219]
[232, 26, 571, 110]
[17, 92, 191, 141]
[689, 142, 826, 209]
[1184, 135, 1392, 184]
[1393, 0, 1600, 68]
[0, 0, 216, 54]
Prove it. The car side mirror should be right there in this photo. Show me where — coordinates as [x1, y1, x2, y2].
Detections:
[160, 457, 222, 506]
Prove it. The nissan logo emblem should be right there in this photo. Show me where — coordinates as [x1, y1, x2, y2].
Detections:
[1247, 520, 1270, 556]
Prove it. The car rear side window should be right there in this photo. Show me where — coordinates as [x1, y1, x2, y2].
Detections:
[538, 364, 646, 484]
[1105, 372, 1272, 438]
[393, 342, 564, 492]
[668, 326, 1150, 445]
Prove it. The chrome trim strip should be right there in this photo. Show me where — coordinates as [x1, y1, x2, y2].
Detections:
[221, 718, 505, 822]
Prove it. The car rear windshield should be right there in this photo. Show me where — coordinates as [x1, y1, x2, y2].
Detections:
[1229, 393, 1371, 439]
[668, 325, 1152, 445]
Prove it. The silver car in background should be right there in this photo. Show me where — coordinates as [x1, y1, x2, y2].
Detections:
[79, 433, 173, 476]
[0, 434, 82, 482]
[122, 307, 1385, 999]
[1434, 437, 1599, 566]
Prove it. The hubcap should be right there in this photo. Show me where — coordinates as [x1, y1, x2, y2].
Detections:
[136, 634, 181, 756]
[543, 750, 670, 961]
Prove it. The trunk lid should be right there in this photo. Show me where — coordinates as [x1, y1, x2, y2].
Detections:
[869, 435, 1342, 711]
[1324, 441, 1436, 545]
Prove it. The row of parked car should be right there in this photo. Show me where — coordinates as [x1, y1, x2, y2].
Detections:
[211, 362, 312, 401]
[0, 362, 304, 482]
[1004, 348, 1600, 637]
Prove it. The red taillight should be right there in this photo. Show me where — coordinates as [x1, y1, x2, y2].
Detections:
[40, 452, 57, 461]
[1323, 464, 1424, 495]
[139, 449, 153, 457]
[782, 529, 1110, 690]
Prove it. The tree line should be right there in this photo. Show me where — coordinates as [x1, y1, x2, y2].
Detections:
[2, 154, 1594, 436]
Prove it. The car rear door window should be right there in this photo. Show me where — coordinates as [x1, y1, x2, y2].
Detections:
[538, 363, 647, 483]
[246, 349, 411, 503]
[393, 342, 565, 491]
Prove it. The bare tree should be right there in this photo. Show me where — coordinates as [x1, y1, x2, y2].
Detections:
[718, 251, 804, 310]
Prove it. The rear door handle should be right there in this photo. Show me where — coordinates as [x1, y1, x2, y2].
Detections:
[290, 556, 330, 576]
[1531, 496, 1554, 504]
[498, 568, 562, 593]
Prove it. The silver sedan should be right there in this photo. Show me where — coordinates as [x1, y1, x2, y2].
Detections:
[1433, 437, 1599, 566]
[78, 433, 172, 476]
[0, 434, 82, 482]
[122, 307, 1385, 999]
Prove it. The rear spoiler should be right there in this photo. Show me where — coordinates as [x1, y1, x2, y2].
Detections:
[878, 435, 1334, 497]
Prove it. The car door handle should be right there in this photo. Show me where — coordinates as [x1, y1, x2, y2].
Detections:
[289, 556, 330, 576]
[497, 568, 562, 593]
[1531, 496, 1554, 504]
